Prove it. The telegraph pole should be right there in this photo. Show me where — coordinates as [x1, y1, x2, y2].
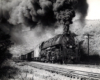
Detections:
[85, 34, 93, 56]
[87, 34, 89, 56]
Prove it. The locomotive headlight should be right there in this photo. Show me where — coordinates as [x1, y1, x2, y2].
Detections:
[69, 45, 72, 48]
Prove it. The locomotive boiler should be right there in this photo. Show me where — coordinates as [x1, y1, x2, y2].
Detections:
[39, 33, 80, 64]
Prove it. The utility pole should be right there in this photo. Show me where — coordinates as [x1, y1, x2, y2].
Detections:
[84, 34, 93, 56]
[87, 34, 89, 56]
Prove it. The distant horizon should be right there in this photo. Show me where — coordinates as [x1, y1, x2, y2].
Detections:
[73, 19, 100, 21]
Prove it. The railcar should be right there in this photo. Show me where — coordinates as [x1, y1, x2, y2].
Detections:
[21, 54, 27, 60]
[27, 51, 34, 61]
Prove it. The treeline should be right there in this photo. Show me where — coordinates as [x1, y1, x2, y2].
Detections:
[0, 29, 13, 66]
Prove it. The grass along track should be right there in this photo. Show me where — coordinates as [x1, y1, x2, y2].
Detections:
[26, 62, 100, 80]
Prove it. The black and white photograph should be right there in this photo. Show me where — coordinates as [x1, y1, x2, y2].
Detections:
[0, 0, 100, 80]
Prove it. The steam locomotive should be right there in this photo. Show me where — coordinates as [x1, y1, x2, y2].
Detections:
[20, 32, 80, 64]
[39, 33, 80, 64]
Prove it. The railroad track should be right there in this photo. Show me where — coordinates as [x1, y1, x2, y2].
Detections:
[27, 62, 100, 80]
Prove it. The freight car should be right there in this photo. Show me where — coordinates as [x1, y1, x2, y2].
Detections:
[39, 33, 80, 64]
[27, 51, 34, 61]
[20, 51, 34, 61]
[21, 54, 27, 60]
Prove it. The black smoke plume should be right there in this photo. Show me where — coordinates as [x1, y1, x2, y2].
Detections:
[0, 0, 77, 28]
[54, 0, 77, 33]
[0, 0, 77, 55]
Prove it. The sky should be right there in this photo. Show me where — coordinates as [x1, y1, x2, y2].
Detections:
[86, 0, 100, 19]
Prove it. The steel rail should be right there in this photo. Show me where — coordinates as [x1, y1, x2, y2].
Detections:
[27, 62, 100, 80]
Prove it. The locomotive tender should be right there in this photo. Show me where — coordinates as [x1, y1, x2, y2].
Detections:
[39, 33, 80, 64]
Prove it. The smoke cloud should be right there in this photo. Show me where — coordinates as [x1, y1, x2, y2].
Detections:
[1, 0, 76, 55]
[74, 0, 88, 21]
